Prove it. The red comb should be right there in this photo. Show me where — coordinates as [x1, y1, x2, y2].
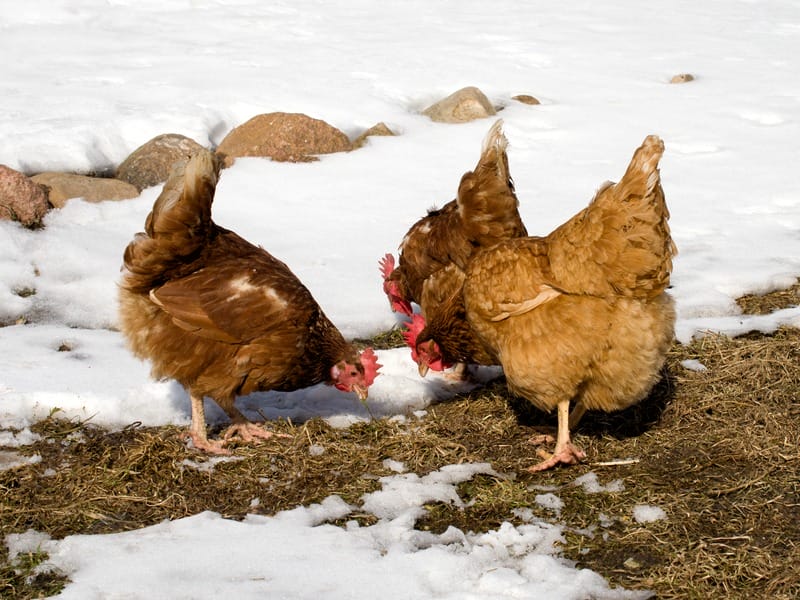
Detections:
[378, 252, 394, 281]
[379, 253, 395, 280]
[401, 314, 425, 346]
[401, 314, 426, 363]
[360, 347, 382, 386]
[380, 253, 413, 316]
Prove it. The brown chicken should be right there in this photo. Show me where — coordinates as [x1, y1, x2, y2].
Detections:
[404, 263, 496, 377]
[380, 119, 526, 373]
[463, 135, 676, 471]
[118, 149, 381, 454]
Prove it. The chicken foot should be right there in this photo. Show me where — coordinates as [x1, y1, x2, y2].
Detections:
[221, 421, 288, 443]
[186, 394, 289, 455]
[527, 400, 586, 472]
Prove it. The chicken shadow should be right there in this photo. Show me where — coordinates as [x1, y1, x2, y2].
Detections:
[506, 366, 677, 441]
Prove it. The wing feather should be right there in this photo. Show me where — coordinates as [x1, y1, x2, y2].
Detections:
[150, 252, 315, 345]
[490, 285, 561, 321]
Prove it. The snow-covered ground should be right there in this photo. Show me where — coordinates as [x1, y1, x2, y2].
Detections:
[1, 1, 799, 598]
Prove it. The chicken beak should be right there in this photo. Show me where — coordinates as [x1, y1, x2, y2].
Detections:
[354, 384, 369, 401]
[418, 363, 429, 378]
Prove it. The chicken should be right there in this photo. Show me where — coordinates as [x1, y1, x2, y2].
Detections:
[462, 135, 676, 471]
[118, 149, 381, 454]
[403, 263, 496, 377]
[380, 119, 526, 374]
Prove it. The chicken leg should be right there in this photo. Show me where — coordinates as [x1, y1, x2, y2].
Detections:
[527, 400, 586, 472]
[187, 394, 231, 455]
[187, 394, 288, 455]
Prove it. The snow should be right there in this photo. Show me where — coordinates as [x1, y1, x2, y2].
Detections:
[573, 472, 626, 494]
[0, 450, 41, 471]
[7, 466, 649, 600]
[632, 505, 668, 524]
[2, 0, 799, 598]
[535, 493, 565, 517]
[680, 359, 708, 373]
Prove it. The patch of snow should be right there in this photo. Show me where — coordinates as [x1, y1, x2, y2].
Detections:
[680, 359, 708, 372]
[632, 505, 667, 524]
[573, 472, 626, 494]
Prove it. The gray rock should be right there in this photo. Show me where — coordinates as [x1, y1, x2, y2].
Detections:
[422, 87, 496, 123]
[116, 133, 206, 191]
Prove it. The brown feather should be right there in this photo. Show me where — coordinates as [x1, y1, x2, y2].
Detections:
[118, 149, 367, 437]
[390, 119, 528, 368]
[463, 135, 676, 467]
[416, 263, 496, 366]
[389, 119, 527, 309]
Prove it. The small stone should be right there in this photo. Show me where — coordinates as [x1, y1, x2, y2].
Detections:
[352, 122, 396, 149]
[623, 557, 642, 570]
[422, 86, 496, 123]
[512, 94, 541, 105]
[670, 73, 695, 84]
[216, 112, 352, 166]
[0, 165, 50, 228]
[31, 172, 139, 208]
[116, 133, 206, 191]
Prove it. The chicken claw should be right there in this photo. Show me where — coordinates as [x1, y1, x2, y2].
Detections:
[528, 441, 587, 472]
[186, 431, 232, 456]
[222, 422, 291, 444]
[526, 400, 587, 471]
[185, 422, 289, 455]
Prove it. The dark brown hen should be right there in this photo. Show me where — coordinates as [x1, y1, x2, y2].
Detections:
[119, 149, 380, 454]
[380, 119, 527, 374]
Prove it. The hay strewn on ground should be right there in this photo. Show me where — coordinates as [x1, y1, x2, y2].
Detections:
[736, 280, 800, 314]
[2, 288, 799, 599]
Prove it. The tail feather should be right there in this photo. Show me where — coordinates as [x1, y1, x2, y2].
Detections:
[146, 148, 219, 244]
[122, 149, 220, 292]
[458, 119, 527, 246]
[479, 118, 510, 185]
[614, 134, 665, 205]
[548, 135, 675, 298]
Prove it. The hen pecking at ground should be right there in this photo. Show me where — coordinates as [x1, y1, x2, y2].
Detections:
[118, 149, 380, 454]
[380, 119, 527, 377]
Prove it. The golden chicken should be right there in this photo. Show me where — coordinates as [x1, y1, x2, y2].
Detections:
[119, 149, 380, 454]
[463, 135, 676, 471]
[381, 119, 526, 374]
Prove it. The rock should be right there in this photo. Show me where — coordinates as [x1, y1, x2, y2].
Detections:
[116, 134, 206, 191]
[0, 165, 50, 228]
[216, 112, 352, 165]
[623, 557, 642, 570]
[670, 73, 695, 84]
[352, 122, 396, 149]
[422, 86, 496, 123]
[31, 172, 139, 208]
[512, 94, 541, 105]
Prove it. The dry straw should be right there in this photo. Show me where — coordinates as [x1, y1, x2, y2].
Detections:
[2, 284, 799, 599]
